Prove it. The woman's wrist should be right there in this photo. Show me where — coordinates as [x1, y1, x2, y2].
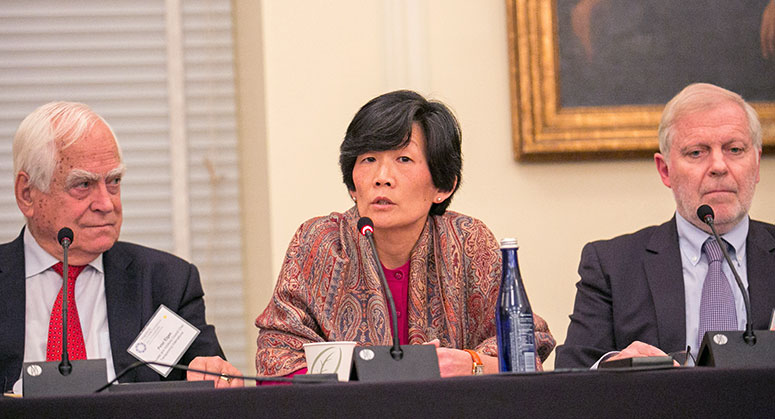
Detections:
[479, 353, 499, 375]
[463, 349, 484, 375]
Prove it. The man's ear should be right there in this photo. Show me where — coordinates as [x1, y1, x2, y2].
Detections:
[15, 171, 36, 218]
[654, 153, 671, 188]
[755, 148, 762, 184]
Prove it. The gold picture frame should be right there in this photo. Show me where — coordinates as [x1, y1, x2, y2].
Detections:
[506, 0, 775, 161]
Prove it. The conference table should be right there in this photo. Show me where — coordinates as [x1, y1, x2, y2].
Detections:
[2, 367, 774, 418]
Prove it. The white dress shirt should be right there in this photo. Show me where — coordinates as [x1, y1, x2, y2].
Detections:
[13, 227, 116, 395]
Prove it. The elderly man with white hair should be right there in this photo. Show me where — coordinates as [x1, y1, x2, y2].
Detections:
[1, 102, 242, 394]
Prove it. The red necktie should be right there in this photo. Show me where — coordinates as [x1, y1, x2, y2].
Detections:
[46, 262, 88, 361]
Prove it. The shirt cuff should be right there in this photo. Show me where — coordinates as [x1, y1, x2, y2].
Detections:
[590, 351, 620, 370]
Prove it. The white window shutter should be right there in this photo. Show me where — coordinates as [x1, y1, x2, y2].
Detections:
[0, 0, 247, 373]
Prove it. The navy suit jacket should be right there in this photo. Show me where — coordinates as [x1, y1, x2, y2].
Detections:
[555, 217, 775, 369]
[0, 230, 225, 392]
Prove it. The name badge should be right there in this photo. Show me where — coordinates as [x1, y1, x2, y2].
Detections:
[127, 305, 200, 377]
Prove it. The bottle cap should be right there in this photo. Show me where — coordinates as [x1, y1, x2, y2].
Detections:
[500, 238, 518, 249]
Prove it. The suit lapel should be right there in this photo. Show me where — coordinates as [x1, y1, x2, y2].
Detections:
[746, 221, 775, 329]
[103, 244, 143, 382]
[643, 218, 687, 351]
[0, 230, 27, 390]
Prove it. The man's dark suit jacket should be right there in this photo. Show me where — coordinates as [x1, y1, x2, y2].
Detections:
[0, 230, 225, 392]
[555, 217, 775, 369]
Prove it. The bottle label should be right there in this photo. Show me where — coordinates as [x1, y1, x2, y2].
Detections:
[505, 311, 536, 372]
[523, 352, 536, 372]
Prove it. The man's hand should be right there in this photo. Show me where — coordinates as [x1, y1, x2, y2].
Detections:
[603, 341, 672, 363]
[187, 356, 244, 388]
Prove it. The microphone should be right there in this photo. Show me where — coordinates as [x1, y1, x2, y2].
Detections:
[58, 227, 73, 247]
[57, 227, 75, 376]
[357, 217, 402, 360]
[348, 217, 439, 382]
[695, 205, 755, 345]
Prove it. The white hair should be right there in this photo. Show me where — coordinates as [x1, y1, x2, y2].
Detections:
[13, 101, 123, 192]
[658, 83, 762, 159]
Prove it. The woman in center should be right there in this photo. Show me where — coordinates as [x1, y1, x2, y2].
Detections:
[256, 90, 554, 377]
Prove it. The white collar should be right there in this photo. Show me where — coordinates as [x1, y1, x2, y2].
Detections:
[23, 226, 103, 277]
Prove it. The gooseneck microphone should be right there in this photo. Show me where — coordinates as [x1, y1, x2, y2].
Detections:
[349, 217, 439, 382]
[357, 217, 403, 360]
[696, 205, 755, 345]
[22, 227, 108, 397]
[57, 227, 75, 376]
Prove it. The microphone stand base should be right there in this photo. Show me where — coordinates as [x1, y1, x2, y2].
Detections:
[23, 359, 107, 397]
[107, 379, 214, 393]
[351, 345, 440, 382]
[698, 330, 775, 367]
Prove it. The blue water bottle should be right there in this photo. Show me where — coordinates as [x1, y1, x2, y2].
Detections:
[496, 238, 536, 372]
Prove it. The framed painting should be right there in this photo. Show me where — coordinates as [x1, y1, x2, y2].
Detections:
[506, 0, 775, 161]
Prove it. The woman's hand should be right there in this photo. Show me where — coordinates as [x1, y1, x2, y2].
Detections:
[425, 339, 472, 377]
[424, 339, 499, 377]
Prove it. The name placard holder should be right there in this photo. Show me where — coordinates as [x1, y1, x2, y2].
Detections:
[697, 330, 775, 367]
[23, 359, 107, 397]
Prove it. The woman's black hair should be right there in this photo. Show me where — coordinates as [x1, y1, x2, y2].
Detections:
[339, 90, 462, 215]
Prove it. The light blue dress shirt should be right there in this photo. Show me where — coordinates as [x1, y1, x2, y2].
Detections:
[591, 213, 750, 369]
[676, 212, 749, 359]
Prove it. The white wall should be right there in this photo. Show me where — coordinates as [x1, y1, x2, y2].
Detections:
[234, 0, 775, 370]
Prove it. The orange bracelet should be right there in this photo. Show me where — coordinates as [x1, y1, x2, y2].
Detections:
[463, 349, 484, 375]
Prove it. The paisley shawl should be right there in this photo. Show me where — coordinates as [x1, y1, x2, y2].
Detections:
[255, 206, 555, 376]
